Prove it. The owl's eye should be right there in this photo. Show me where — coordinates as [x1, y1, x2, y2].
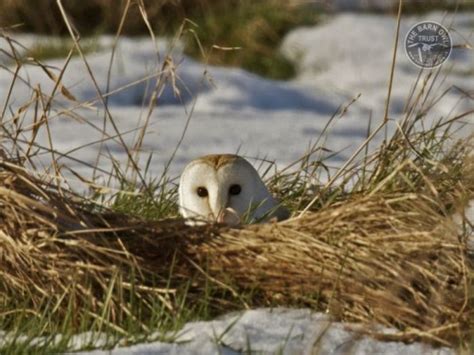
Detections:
[229, 184, 241, 196]
[196, 187, 208, 197]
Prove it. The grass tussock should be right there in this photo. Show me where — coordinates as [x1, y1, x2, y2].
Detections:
[24, 37, 100, 61]
[182, 0, 317, 80]
[0, 132, 472, 348]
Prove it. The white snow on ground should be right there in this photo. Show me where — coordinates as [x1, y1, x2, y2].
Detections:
[0, 12, 472, 184]
[282, 12, 473, 122]
[0, 11, 473, 354]
[0, 309, 453, 353]
[68, 309, 450, 355]
[0, 331, 109, 351]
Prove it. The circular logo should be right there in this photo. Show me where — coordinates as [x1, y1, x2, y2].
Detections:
[405, 21, 452, 69]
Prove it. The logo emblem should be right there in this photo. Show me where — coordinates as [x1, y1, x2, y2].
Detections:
[405, 21, 452, 69]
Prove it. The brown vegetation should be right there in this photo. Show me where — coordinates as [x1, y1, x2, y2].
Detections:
[0, 139, 472, 346]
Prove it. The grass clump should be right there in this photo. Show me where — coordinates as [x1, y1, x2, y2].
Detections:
[110, 180, 179, 221]
[24, 37, 100, 61]
[182, 0, 318, 79]
[0, 129, 472, 351]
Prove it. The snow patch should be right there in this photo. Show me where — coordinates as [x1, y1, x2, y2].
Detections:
[0, 13, 472, 182]
[76, 309, 452, 355]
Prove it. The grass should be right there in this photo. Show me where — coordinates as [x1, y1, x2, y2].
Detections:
[0, 271, 226, 353]
[0, 0, 473, 353]
[110, 179, 179, 221]
[24, 37, 100, 61]
[0, 0, 319, 80]
[181, 0, 318, 79]
[400, 0, 474, 14]
[468, 266, 474, 354]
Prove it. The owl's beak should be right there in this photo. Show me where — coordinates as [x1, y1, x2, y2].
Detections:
[209, 189, 229, 222]
[217, 207, 241, 226]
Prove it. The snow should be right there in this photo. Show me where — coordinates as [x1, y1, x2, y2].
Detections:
[0, 12, 472, 186]
[282, 12, 473, 120]
[0, 10, 473, 354]
[0, 330, 109, 351]
[71, 309, 451, 355]
[0, 309, 453, 353]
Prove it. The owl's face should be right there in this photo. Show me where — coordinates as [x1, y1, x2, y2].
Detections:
[179, 154, 284, 225]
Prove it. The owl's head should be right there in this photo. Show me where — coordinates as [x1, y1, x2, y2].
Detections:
[179, 154, 288, 225]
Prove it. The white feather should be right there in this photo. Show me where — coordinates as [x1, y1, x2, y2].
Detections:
[179, 154, 289, 225]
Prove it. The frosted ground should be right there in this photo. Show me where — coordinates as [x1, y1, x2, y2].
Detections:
[0, 10, 473, 354]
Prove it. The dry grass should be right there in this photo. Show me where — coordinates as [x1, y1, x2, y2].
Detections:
[0, 136, 472, 347]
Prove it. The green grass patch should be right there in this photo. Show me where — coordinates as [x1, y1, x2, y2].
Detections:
[23, 37, 100, 61]
[111, 181, 179, 221]
[182, 1, 318, 80]
[1, 1, 319, 80]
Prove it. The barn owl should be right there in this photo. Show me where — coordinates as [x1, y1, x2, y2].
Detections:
[179, 154, 289, 226]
